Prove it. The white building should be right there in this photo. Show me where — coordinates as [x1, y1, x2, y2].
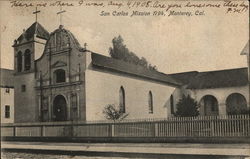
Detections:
[170, 67, 249, 116]
[6, 21, 250, 123]
[0, 68, 14, 123]
[13, 22, 181, 122]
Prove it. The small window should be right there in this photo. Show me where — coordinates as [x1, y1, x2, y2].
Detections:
[5, 105, 10, 118]
[5, 88, 10, 93]
[148, 91, 153, 114]
[21, 85, 26, 92]
[54, 69, 66, 83]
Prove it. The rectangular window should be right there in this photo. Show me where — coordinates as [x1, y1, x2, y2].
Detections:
[5, 105, 10, 118]
[5, 88, 10, 93]
[21, 85, 26, 92]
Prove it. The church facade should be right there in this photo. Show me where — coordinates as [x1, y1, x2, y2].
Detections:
[13, 22, 181, 123]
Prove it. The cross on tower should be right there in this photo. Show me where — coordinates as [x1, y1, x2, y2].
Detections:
[57, 6, 66, 26]
[33, 7, 41, 22]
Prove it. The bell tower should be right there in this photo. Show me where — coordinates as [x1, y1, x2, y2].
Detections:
[13, 28, 35, 74]
[12, 18, 50, 122]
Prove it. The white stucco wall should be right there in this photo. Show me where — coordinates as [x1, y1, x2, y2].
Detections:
[1, 87, 14, 123]
[14, 73, 37, 122]
[85, 69, 177, 121]
[34, 38, 46, 60]
[189, 85, 249, 115]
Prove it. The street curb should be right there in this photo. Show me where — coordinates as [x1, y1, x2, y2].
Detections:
[2, 148, 248, 159]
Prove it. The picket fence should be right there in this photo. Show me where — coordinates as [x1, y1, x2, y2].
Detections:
[1, 115, 250, 138]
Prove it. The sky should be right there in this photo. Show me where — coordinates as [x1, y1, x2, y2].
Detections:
[0, 0, 249, 74]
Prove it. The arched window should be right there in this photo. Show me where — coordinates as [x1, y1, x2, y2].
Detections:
[226, 93, 247, 115]
[200, 95, 219, 116]
[119, 86, 125, 113]
[170, 94, 174, 114]
[148, 91, 153, 113]
[17, 51, 22, 72]
[54, 69, 66, 83]
[24, 49, 31, 71]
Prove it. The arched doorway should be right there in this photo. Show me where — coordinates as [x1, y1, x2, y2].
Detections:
[226, 93, 247, 115]
[53, 95, 67, 121]
[200, 95, 219, 116]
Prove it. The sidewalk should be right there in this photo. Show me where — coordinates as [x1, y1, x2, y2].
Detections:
[2, 142, 250, 157]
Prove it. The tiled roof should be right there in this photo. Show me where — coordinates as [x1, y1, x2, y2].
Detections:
[91, 53, 182, 86]
[16, 22, 49, 44]
[0, 68, 14, 88]
[169, 71, 198, 85]
[170, 67, 248, 89]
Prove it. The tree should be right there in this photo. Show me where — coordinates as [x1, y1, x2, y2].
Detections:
[109, 35, 157, 71]
[103, 104, 129, 122]
[175, 95, 199, 117]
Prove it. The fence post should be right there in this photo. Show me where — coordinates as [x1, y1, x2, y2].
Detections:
[41, 125, 46, 137]
[210, 116, 214, 137]
[111, 124, 115, 137]
[41, 125, 43, 136]
[13, 126, 16, 137]
[154, 122, 158, 137]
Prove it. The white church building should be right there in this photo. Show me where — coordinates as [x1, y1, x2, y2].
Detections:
[2, 20, 249, 123]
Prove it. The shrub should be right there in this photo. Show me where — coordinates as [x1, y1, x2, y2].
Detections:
[175, 95, 199, 117]
[103, 104, 128, 122]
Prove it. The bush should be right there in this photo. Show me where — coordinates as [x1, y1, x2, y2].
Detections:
[175, 95, 199, 117]
[103, 104, 128, 122]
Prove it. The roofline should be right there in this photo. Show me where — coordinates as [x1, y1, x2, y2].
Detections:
[92, 63, 181, 87]
[12, 40, 46, 47]
[187, 84, 248, 90]
[198, 67, 248, 74]
[169, 71, 198, 76]
[91, 52, 182, 87]
[170, 67, 248, 75]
